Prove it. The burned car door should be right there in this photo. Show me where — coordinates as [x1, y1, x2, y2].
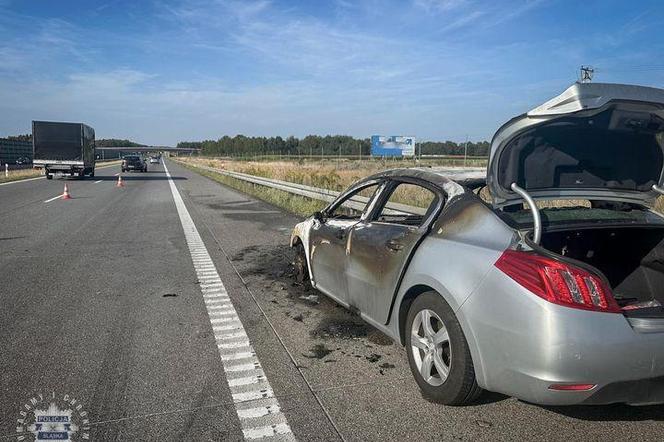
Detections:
[309, 182, 382, 303]
[345, 180, 442, 323]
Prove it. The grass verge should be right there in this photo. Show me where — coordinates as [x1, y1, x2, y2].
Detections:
[0, 160, 122, 184]
[0, 168, 42, 184]
[177, 160, 327, 217]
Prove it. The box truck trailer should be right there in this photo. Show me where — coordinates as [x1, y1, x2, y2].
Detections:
[32, 121, 95, 179]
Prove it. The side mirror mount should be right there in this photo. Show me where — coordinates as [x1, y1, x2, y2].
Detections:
[313, 211, 325, 223]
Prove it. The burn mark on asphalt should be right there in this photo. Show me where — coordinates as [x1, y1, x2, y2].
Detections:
[303, 343, 334, 359]
[232, 243, 399, 369]
[365, 354, 382, 363]
[312, 317, 369, 340]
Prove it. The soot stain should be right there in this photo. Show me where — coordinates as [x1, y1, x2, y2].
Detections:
[302, 343, 334, 359]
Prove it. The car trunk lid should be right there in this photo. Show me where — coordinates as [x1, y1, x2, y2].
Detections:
[488, 82, 664, 207]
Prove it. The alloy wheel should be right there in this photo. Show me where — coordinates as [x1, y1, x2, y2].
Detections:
[410, 308, 451, 386]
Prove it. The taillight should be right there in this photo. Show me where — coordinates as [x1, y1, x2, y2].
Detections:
[494, 249, 621, 313]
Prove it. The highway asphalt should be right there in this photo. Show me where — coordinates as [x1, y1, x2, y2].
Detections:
[1, 159, 663, 441]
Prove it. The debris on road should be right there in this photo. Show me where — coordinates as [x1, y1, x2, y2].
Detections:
[298, 294, 319, 304]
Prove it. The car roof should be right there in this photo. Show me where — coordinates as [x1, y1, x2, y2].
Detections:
[358, 167, 487, 198]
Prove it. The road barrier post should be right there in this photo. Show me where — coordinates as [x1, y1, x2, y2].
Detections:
[4, 163, 7, 177]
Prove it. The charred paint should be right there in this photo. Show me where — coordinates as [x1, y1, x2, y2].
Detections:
[433, 193, 517, 250]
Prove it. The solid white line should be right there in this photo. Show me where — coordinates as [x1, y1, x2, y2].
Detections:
[0, 176, 44, 186]
[228, 374, 265, 387]
[218, 341, 251, 350]
[216, 331, 247, 340]
[44, 194, 63, 203]
[162, 160, 293, 440]
[225, 361, 261, 372]
[208, 305, 235, 311]
[94, 180, 102, 183]
[233, 389, 274, 403]
[237, 405, 280, 419]
[243, 423, 292, 439]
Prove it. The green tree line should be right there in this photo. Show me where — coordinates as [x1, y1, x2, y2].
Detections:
[4, 135, 147, 147]
[96, 139, 146, 147]
[177, 135, 490, 157]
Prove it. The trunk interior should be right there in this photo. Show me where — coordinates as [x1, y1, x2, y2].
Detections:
[540, 226, 664, 315]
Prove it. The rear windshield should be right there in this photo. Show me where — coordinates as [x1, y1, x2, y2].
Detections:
[500, 205, 664, 229]
[497, 104, 664, 192]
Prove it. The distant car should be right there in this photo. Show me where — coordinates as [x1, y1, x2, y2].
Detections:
[15, 157, 31, 165]
[149, 156, 159, 164]
[291, 82, 664, 406]
[122, 155, 147, 172]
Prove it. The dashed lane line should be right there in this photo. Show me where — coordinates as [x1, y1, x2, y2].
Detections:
[163, 161, 295, 441]
[43, 194, 64, 203]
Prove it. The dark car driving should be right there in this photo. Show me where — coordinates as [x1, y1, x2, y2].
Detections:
[121, 155, 147, 173]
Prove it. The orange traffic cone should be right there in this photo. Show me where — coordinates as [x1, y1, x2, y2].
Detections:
[62, 183, 72, 200]
[116, 174, 124, 188]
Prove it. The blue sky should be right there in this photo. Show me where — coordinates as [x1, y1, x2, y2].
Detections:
[1, 0, 663, 144]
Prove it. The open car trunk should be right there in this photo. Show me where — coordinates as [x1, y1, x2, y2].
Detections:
[540, 225, 664, 316]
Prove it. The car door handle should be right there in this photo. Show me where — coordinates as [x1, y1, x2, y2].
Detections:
[386, 240, 404, 251]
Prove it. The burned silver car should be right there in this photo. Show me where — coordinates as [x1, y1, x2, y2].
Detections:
[291, 82, 664, 406]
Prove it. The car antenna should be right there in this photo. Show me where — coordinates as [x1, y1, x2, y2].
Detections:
[579, 65, 594, 83]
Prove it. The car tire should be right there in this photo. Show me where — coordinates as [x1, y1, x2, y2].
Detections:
[293, 242, 309, 284]
[405, 291, 483, 405]
[46, 173, 52, 180]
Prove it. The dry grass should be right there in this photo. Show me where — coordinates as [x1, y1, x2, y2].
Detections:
[180, 157, 664, 215]
[0, 168, 41, 184]
[178, 161, 327, 216]
[182, 157, 476, 208]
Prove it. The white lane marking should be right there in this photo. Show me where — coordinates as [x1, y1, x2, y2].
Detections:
[225, 361, 261, 372]
[94, 180, 102, 184]
[44, 194, 63, 203]
[216, 331, 248, 340]
[243, 423, 292, 439]
[163, 161, 294, 441]
[0, 176, 44, 186]
[228, 374, 266, 387]
[233, 389, 274, 403]
[237, 404, 281, 419]
[220, 351, 255, 362]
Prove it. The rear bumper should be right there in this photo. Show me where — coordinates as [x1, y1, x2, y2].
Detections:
[582, 376, 664, 405]
[459, 268, 664, 405]
[34, 160, 85, 171]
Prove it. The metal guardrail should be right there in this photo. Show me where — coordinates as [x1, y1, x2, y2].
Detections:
[186, 163, 429, 215]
